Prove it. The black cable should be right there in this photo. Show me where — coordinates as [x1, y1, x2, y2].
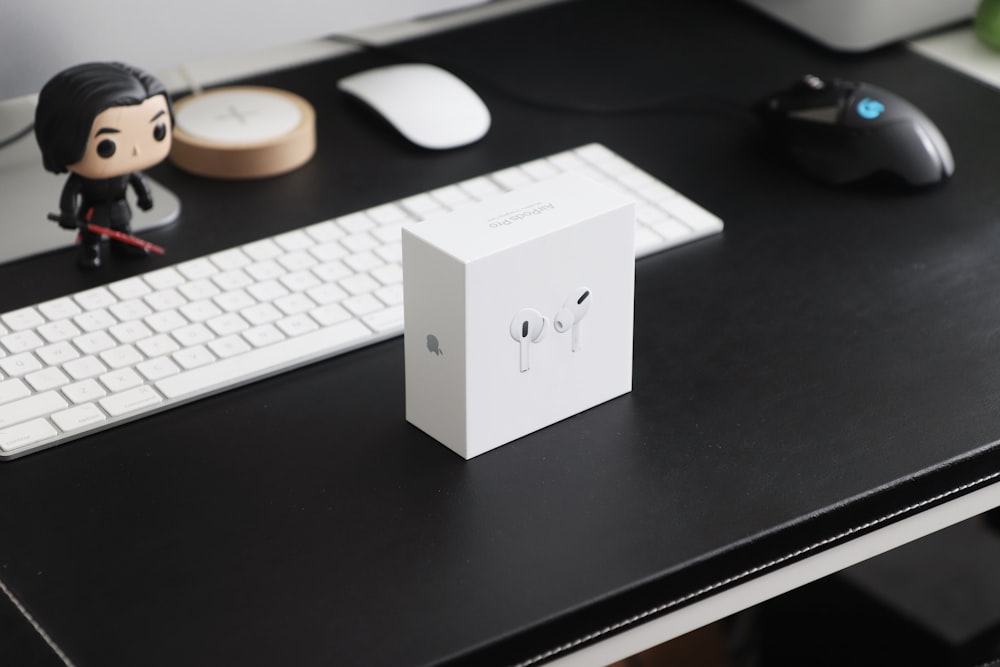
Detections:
[0, 121, 34, 151]
[326, 33, 757, 125]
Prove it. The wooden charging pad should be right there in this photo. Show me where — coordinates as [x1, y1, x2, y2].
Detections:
[169, 86, 316, 179]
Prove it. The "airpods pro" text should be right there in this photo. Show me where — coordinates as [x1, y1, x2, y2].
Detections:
[488, 203, 555, 228]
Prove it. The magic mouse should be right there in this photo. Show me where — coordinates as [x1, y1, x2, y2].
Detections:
[337, 63, 491, 150]
[757, 74, 954, 187]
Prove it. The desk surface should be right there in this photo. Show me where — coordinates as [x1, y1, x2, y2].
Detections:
[4, 1, 1000, 665]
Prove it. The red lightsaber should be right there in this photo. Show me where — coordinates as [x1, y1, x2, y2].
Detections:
[47, 212, 165, 255]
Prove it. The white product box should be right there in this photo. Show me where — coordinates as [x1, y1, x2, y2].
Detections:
[402, 172, 635, 459]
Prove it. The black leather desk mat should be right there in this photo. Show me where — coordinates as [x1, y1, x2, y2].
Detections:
[3, 0, 1000, 665]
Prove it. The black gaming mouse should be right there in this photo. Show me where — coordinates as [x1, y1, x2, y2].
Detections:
[757, 74, 954, 187]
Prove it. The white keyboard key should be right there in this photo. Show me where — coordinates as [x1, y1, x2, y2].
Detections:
[208, 336, 251, 359]
[242, 239, 284, 261]
[431, 184, 472, 208]
[365, 204, 409, 226]
[0, 419, 58, 452]
[363, 305, 405, 334]
[206, 313, 249, 337]
[492, 166, 533, 190]
[100, 345, 144, 370]
[145, 289, 187, 312]
[172, 323, 215, 347]
[62, 379, 107, 404]
[242, 303, 283, 326]
[343, 251, 382, 273]
[278, 250, 318, 272]
[37, 319, 82, 343]
[243, 324, 285, 348]
[109, 321, 153, 344]
[51, 404, 107, 432]
[136, 334, 180, 358]
[109, 277, 153, 300]
[400, 193, 442, 217]
[460, 176, 503, 199]
[38, 298, 82, 321]
[145, 310, 187, 333]
[1, 330, 45, 354]
[136, 357, 181, 381]
[309, 242, 347, 262]
[177, 258, 221, 280]
[0, 378, 31, 404]
[247, 280, 289, 303]
[144, 267, 187, 289]
[209, 249, 251, 271]
[336, 211, 374, 232]
[274, 293, 316, 316]
[371, 225, 403, 245]
[375, 284, 404, 307]
[304, 221, 345, 243]
[74, 331, 116, 355]
[522, 158, 560, 181]
[0, 391, 67, 428]
[36, 342, 80, 366]
[340, 274, 380, 296]
[213, 269, 254, 291]
[343, 294, 383, 317]
[274, 230, 314, 251]
[74, 309, 117, 333]
[375, 243, 403, 264]
[341, 233, 379, 254]
[74, 287, 117, 310]
[100, 368, 144, 392]
[1, 308, 44, 332]
[276, 314, 319, 338]
[180, 300, 223, 323]
[310, 303, 351, 326]
[156, 320, 372, 400]
[280, 271, 321, 293]
[312, 261, 351, 283]
[178, 279, 222, 301]
[25, 367, 69, 392]
[173, 345, 216, 370]
[64, 356, 108, 381]
[214, 290, 256, 313]
[371, 263, 403, 286]
[0, 353, 42, 377]
[246, 260, 286, 282]
[99, 385, 163, 417]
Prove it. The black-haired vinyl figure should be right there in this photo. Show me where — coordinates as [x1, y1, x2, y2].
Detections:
[34, 62, 173, 269]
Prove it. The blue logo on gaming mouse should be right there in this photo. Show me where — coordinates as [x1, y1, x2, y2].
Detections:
[856, 97, 885, 120]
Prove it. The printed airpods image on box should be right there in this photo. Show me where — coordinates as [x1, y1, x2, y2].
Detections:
[402, 173, 635, 459]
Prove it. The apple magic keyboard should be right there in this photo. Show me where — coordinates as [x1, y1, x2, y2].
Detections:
[0, 143, 722, 459]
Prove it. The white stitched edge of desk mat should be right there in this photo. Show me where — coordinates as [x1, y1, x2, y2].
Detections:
[513, 468, 1000, 667]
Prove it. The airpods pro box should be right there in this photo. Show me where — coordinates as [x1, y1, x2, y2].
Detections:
[402, 172, 635, 459]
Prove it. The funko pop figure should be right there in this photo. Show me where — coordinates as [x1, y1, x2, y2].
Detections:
[34, 62, 173, 269]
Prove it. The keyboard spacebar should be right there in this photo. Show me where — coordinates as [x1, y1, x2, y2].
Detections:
[156, 320, 373, 400]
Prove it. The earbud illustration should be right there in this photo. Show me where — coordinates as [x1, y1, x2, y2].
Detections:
[553, 287, 591, 352]
[510, 308, 548, 373]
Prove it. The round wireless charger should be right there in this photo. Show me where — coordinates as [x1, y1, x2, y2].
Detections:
[169, 86, 316, 179]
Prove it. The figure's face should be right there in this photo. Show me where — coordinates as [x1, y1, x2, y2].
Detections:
[68, 94, 172, 179]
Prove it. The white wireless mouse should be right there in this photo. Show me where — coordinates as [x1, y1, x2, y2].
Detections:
[337, 63, 491, 150]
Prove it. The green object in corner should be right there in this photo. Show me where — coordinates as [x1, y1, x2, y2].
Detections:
[975, 0, 1000, 49]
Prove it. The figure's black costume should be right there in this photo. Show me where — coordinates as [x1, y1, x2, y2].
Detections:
[58, 172, 153, 268]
